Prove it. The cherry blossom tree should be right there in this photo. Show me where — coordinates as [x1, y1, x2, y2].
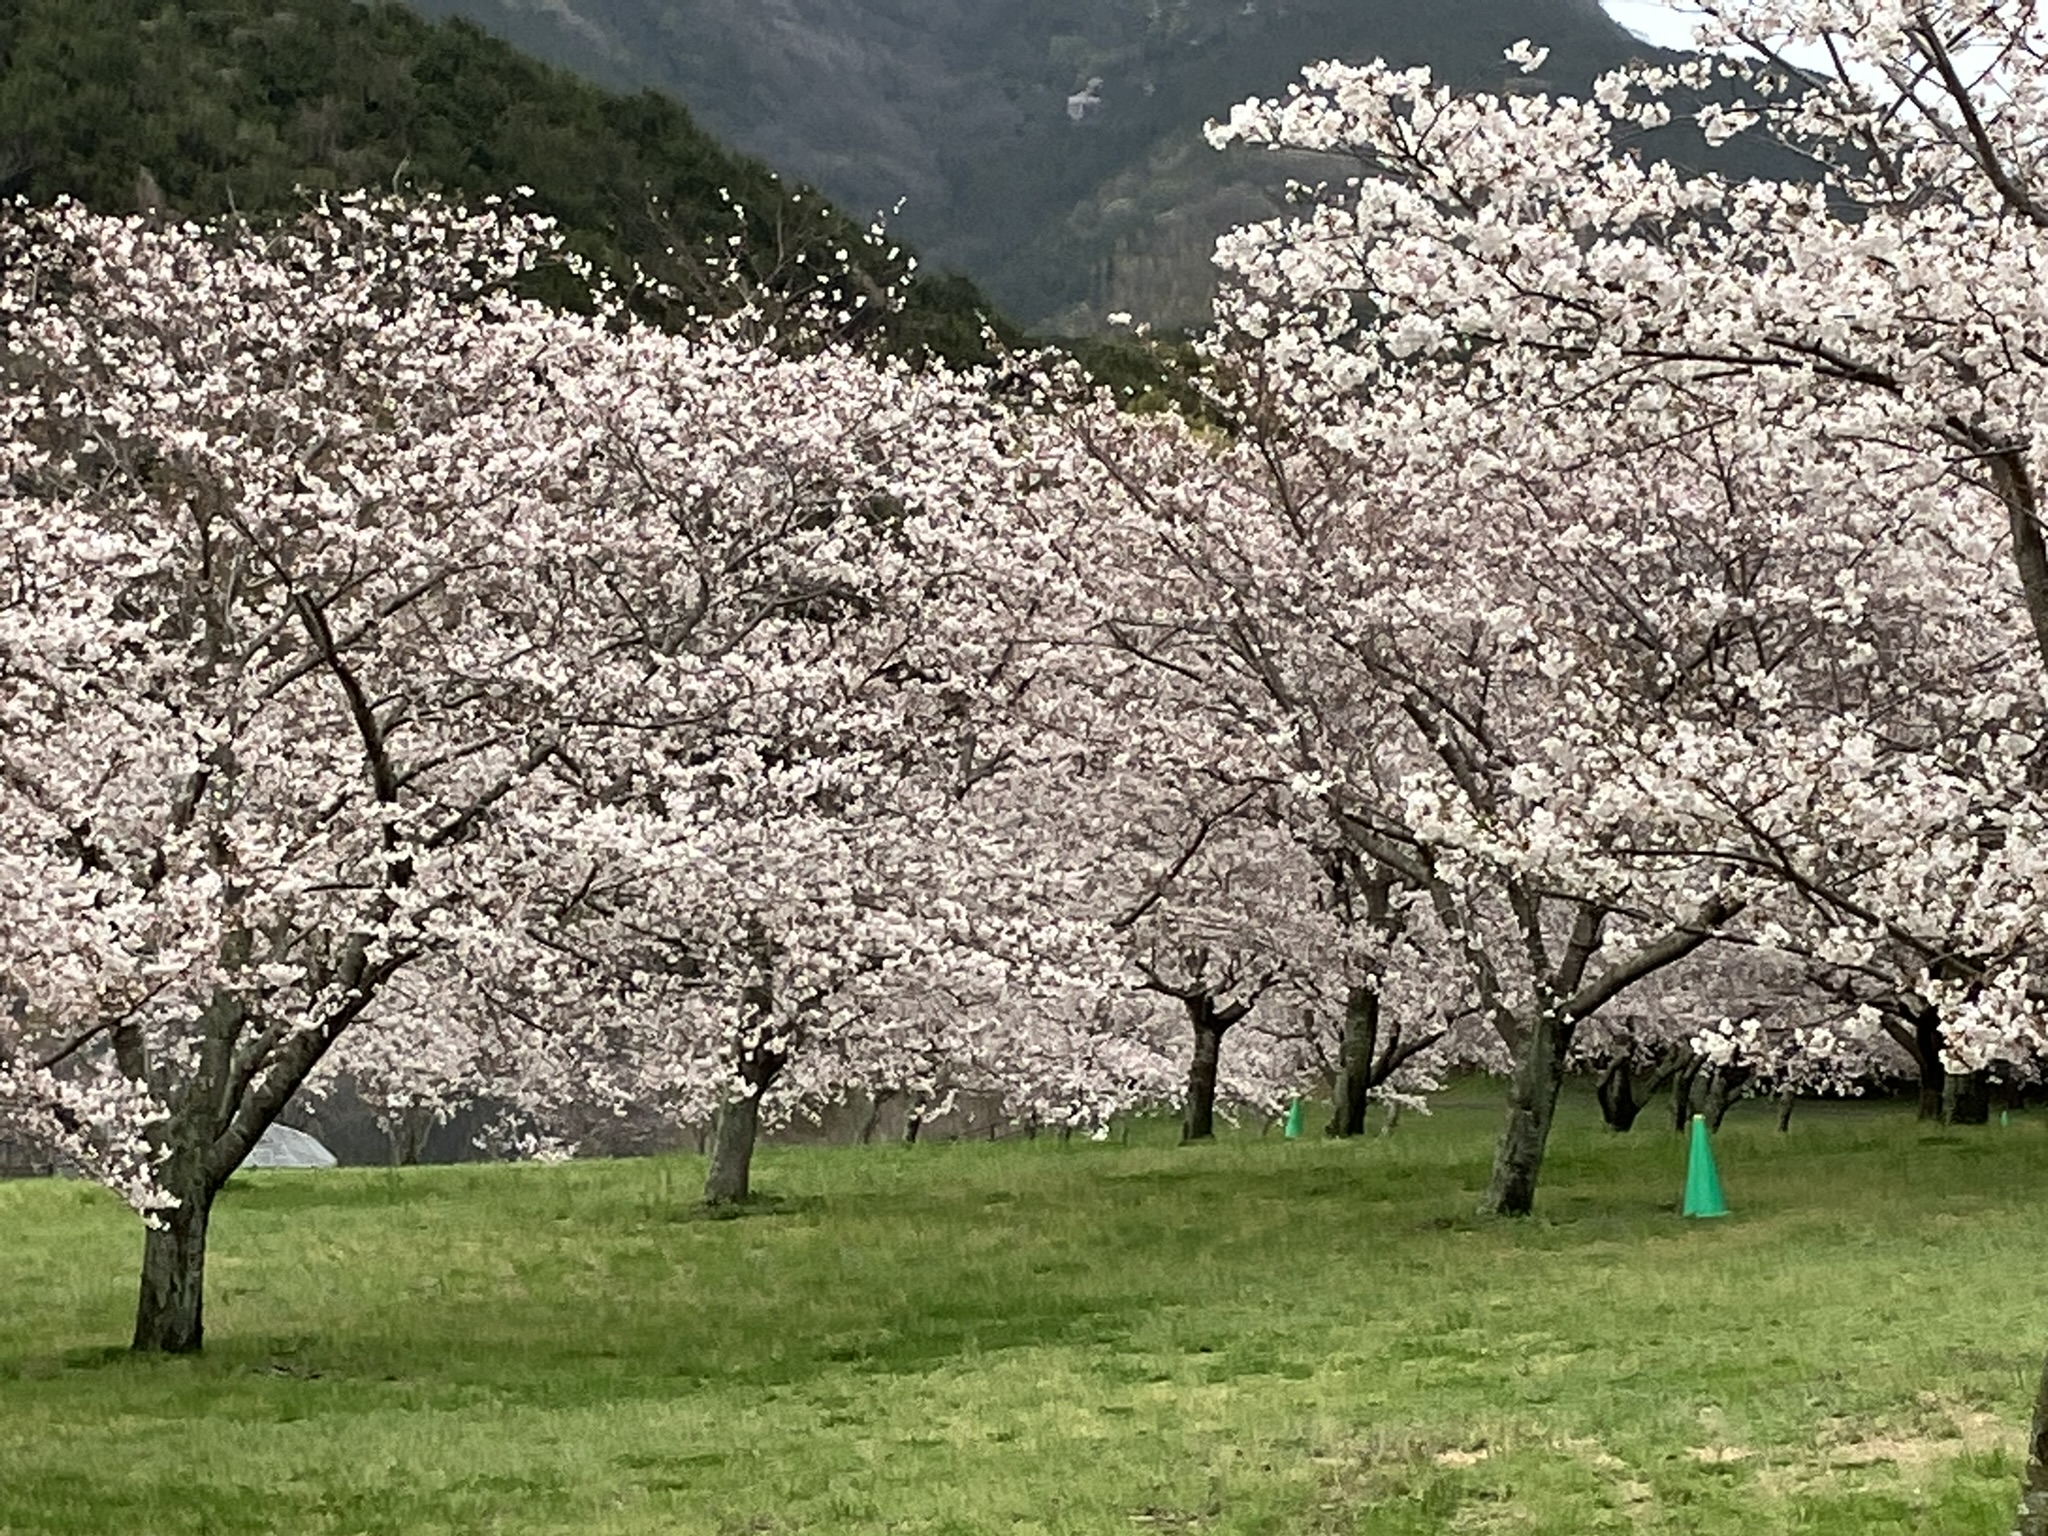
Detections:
[1101, 794, 1477, 1142]
[1201, 8, 2048, 1519]
[1022, 365, 1748, 1215]
[1308, 844, 1490, 1137]
[412, 327, 1146, 1205]
[0, 197, 619, 1349]
[1103, 785, 1300, 1142]
[527, 796, 1079, 1205]
[1203, 5, 2048, 1014]
[0, 195, 1061, 1340]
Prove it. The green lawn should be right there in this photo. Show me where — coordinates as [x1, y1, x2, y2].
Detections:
[1, 1089, 2042, 1535]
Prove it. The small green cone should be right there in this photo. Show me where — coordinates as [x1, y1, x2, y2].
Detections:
[1682, 1114, 1729, 1218]
[1283, 1099, 1304, 1139]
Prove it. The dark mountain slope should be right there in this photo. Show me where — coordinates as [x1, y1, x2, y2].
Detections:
[0, 0, 1005, 363]
[402, 0, 1707, 329]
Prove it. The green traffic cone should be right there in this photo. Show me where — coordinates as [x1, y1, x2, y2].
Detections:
[1283, 1099, 1304, 1139]
[1682, 1114, 1729, 1218]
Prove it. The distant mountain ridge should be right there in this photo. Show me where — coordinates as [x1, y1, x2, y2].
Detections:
[0, 0, 1006, 364]
[402, 0, 1682, 330]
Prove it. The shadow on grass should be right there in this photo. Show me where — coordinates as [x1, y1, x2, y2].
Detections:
[54, 1344, 131, 1370]
[678, 1191, 824, 1223]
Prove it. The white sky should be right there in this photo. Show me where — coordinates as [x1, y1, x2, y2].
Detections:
[1601, 0, 1706, 50]
[1598, 4, 1919, 73]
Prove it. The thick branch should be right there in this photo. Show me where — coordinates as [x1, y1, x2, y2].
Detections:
[1905, 16, 2048, 229]
[1987, 450, 2048, 675]
[1558, 894, 1742, 1024]
[1111, 789, 1261, 933]
[293, 593, 399, 806]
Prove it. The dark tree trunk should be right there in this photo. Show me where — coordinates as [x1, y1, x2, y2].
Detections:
[1702, 1063, 1751, 1132]
[857, 1089, 894, 1146]
[1596, 1057, 1646, 1132]
[126, 994, 281, 1355]
[1182, 1015, 1228, 1143]
[1480, 1010, 1573, 1217]
[903, 1113, 923, 1146]
[388, 1107, 431, 1167]
[2019, 1345, 2048, 1536]
[1919, 1075, 1947, 1120]
[132, 1185, 216, 1354]
[703, 1043, 786, 1207]
[119, 939, 396, 1355]
[1776, 1089, 1797, 1134]
[1947, 1068, 1992, 1126]
[704, 1093, 764, 1206]
[1326, 983, 1379, 1138]
[1598, 1045, 1689, 1132]
[1912, 1004, 1947, 1120]
[1670, 1052, 1706, 1132]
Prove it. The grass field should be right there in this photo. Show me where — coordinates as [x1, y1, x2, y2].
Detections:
[2, 1087, 2045, 1535]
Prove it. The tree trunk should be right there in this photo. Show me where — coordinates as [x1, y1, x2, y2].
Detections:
[132, 1186, 216, 1354]
[703, 1091, 765, 1206]
[1702, 1063, 1750, 1132]
[1596, 1057, 1646, 1132]
[1776, 1089, 1797, 1134]
[127, 1006, 252, 1355]
[119, 963, 393, 1355]
[1182, 1016, 1228, 1143]
[1912, 1005, 1947, 1120]
[1947, 1068, 1992, 1126]
[387, 1106, 432, 1167]
[1990, 449, 2048, 681]
[1670, 1052, 1705, 1132]
[856, 1089, 894, 1146]
[1918, 1073, 1946, 1120]
[1480, 1010, 1573, 1217]
[1326, 983, 1379, 1138]
[703, 1039, 786, 1207]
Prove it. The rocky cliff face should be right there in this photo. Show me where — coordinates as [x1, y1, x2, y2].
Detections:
[403, 0, 1671, 330]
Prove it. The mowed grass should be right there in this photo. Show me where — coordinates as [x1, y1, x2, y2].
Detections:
[2, 1088, 2045, 1535]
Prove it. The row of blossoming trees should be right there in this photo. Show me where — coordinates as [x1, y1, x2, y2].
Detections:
[5, 5, 2048, 1510]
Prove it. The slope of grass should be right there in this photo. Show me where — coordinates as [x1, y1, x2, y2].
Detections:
[1, 1090, 2042, 1534]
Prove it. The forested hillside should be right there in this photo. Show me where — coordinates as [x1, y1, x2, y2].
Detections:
[0, 0, 1006, 362]
[401, 0, 1707, 329]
